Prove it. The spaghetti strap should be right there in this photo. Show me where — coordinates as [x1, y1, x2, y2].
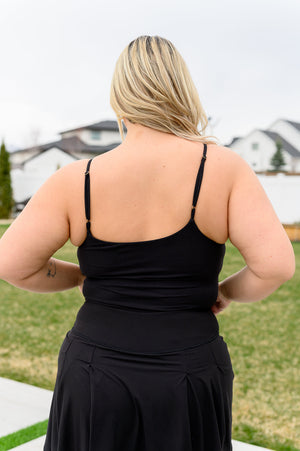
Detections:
[84, 158, 93, 232]
[191, 143, 207, 220]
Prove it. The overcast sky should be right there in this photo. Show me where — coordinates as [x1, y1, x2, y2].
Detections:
[0, 0, 299, 149]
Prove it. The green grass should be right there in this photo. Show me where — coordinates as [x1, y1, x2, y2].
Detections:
[0, 224, 299, 450]
[0, 420, 48, 450]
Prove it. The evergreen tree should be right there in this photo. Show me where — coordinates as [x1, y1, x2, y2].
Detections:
[270, 139, 286, 171]
[0, 140, 13, 218]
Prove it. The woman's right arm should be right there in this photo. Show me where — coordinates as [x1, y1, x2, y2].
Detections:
[213, 153, 295, 313]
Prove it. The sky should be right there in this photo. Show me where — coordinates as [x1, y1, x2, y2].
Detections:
[0, 0, 299, 150]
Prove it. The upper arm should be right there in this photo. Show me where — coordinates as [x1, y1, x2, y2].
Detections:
[227, 153, 295, 281]
[0, 162, 80, 281]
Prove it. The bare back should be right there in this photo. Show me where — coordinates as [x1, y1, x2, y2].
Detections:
[68, 138, 231, 247]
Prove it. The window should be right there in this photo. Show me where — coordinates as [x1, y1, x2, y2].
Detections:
[252, 142, 259, 150]
[91, 130, 100, 140]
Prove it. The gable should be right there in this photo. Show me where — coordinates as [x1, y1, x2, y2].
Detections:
[24, 147, 77, 172]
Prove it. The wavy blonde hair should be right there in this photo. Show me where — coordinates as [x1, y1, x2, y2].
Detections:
[110, 35, 219, 144]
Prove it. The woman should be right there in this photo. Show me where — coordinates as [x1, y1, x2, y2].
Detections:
[0, 36, 295, 450]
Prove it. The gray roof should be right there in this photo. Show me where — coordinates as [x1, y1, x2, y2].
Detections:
[60, 120, 120, 134]
[226, 136, 241, 147]
[261, 130, 300, 157]
[12, 136, 121, 161]
[286, 119, 300, 132]
[38, 136, 120, 154]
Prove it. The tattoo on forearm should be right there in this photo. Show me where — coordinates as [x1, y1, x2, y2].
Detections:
[46, 260, 57, 278]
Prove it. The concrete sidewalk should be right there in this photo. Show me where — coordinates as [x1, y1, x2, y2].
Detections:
[11, 435, 273, 450]
[0, 377, 274, 451]
[11, 436, 46, 450]
[0, 377, 52, 437]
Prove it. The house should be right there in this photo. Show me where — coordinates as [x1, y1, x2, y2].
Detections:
[10, 120, 122, 205]
[227, 119, 300, 173]
[9, 117, 300, 223]
[268, 119, 300, 152]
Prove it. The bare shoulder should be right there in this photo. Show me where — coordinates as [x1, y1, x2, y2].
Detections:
[39, 159, 90, 197]
[52, 159, 90, 181]
[206, 143, 258, 187]
[206, 143, 248, 169]
[203, 143, 250, 185]
[19, 159, 91, 222]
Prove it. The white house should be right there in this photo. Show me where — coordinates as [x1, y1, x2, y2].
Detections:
[10, 120, 122, 206]
[268, 119, 300, 152]
[228, 119, 300, 173]
[9, 117, 300, 223]
[60, 120, 121, 147]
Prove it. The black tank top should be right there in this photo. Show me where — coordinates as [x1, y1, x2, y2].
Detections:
[74, 143, 226, 354]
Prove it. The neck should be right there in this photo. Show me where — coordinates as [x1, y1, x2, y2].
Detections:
[121, 119, 176, 149]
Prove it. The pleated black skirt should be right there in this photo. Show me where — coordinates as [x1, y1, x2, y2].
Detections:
[44, 329, 234, 451]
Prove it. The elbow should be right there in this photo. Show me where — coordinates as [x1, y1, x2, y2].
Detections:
[251, 249, 296, 285]
[275, 241, 296, 283]
[0, 264, 14, 283]
[281, 257, 296, 282]
[274, 252, 296, 284]
[0, 266, 9, 282]
[284, 243, 296, 281]
[0, 270, 17, 285]
[0, 264, 27, 285]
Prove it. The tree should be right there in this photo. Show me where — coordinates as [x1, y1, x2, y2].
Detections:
[0, 140, 13, 218]
[270, 139, 286, 171]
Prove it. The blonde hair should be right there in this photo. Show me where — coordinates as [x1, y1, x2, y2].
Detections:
[110, 35, 219, 145]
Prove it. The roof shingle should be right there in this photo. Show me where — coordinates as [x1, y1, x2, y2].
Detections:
[11, 136, 120, 160]
[285, 119, 300, 132]
[60, 120, 119, 134]
[261, 130, 300, 157]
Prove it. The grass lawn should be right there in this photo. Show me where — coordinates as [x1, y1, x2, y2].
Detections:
[0, 224, 299, 450]
[0, 420, 47, 450]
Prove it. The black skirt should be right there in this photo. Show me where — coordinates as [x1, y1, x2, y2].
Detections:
[44, 330, 234, 451]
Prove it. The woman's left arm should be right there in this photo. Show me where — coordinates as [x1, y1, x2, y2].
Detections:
[0, 162, 84, 293]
